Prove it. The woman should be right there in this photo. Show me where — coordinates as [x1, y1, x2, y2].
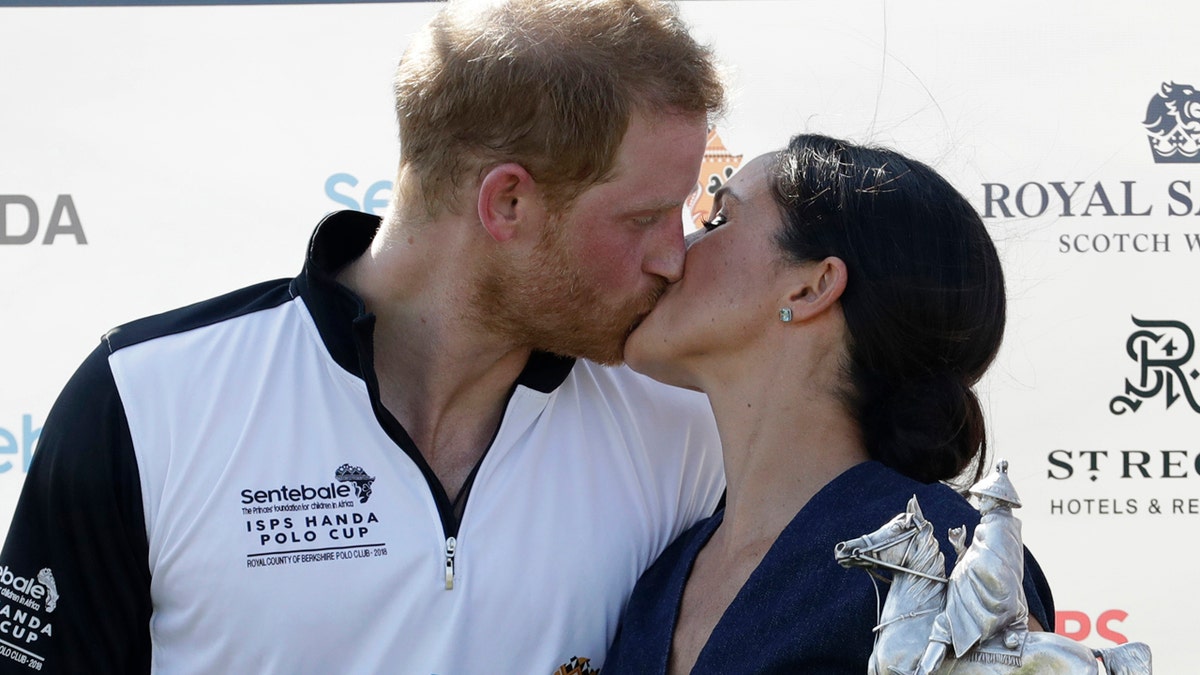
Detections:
[604, 134, 1053, 673]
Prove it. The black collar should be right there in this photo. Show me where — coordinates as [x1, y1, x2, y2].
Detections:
[290, 210, 575, 393]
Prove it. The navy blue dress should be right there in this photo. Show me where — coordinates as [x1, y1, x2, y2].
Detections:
[604, 461, 1054, 674]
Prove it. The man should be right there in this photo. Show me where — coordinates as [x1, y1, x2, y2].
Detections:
[0, 1, 725, 672]
[913, 460, 1029, 675]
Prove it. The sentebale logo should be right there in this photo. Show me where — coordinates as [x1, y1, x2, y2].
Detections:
[335, 463, 375, 504]
[0, 566, 57, 613]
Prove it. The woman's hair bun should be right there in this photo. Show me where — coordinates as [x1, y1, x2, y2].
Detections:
[859, 372, 986, 485]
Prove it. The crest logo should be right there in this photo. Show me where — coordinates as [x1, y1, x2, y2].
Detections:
[335, 464, 375, 503]
[1143, 81, 1200, 163]
[552, 656, 598, 675]
[1110, 317, 1200, 414]
[36, 569, 57, 613]
[686, 128, 743, 231]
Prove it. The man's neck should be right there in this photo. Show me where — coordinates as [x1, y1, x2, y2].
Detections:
[336, 216, 531, 501]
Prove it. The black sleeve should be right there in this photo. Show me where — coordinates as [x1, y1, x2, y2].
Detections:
[0, 344, 151, 674]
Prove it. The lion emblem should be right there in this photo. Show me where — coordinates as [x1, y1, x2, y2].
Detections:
[1143, 81, 1200, 163]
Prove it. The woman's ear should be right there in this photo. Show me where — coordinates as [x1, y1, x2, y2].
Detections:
[477, 163, 540, 243]
[782, 256, 847, 322]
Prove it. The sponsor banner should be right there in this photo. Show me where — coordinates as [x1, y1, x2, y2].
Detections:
[0, 417, 39, 476]
[1057, 608, 1139, 647]
[1042, 313, 1200, 520]
[0, 416, 41, 532]
[1, 0, 1193, 670]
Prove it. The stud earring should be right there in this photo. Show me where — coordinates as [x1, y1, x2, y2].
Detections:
[779, 308, 793, 323]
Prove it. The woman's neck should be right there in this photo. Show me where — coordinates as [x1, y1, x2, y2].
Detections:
[705, 369, 869, 554]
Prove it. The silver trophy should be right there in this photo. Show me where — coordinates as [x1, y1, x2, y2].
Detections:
[834, 460, 1152, 674]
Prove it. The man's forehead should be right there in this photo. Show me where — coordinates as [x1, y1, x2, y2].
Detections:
[605, 119, 706, 193]
[615, 111, 707, 158]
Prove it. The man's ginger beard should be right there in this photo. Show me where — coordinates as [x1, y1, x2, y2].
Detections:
[470, 214, 664, 365]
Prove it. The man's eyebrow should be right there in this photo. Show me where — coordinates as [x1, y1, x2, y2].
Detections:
[620, 199, 686, 216]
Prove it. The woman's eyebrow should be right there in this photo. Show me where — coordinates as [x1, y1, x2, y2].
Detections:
[712, 185, 742, 207]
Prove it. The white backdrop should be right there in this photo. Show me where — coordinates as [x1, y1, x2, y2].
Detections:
[1, 1, 1193, 670]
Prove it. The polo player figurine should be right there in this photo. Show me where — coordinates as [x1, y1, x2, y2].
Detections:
[912, 460, 1028, 674]
[835, 460, 1153, 674]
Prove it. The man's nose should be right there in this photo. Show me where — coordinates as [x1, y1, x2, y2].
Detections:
[643, 216, 686, 283]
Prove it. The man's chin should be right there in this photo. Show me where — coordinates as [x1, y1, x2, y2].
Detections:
[535, 327, 626, 367]
[530, 297, 658, 366]
[578, 331, 629, 367]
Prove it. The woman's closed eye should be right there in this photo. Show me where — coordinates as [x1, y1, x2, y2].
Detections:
[701, 212, 727, 232]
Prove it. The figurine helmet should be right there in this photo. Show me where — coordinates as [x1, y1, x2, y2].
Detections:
[969, 459, 1022, 508]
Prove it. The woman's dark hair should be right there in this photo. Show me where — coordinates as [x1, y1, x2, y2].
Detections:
[771, 134, 1005, 485]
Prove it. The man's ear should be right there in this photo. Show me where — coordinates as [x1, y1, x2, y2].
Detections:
[477, 163, 541, 243]
[781, 256, 848, 322]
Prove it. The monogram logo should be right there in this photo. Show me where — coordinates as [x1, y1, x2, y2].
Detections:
[1110, 317, 1200, 414]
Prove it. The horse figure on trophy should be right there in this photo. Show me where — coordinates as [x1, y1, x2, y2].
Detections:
[834, 461, 1152, 675]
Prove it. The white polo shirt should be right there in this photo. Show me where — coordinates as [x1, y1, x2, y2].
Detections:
[0, 211, 724, 674]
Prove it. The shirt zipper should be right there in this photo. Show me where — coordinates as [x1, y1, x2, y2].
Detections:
[444, 536, 457, 590]
[350, 320, 568, 593]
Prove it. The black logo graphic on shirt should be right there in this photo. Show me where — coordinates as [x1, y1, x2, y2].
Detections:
[0, 566, 54, 615]
[33, 571, 55, 614]
[1110, 317, 1200, 414]
[0, 565, 55, 669]
[241, 466, 388, 569]
[239, 463, 377, 507]
[335, 464, 375, 504]
[553, 656, 599, 675]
